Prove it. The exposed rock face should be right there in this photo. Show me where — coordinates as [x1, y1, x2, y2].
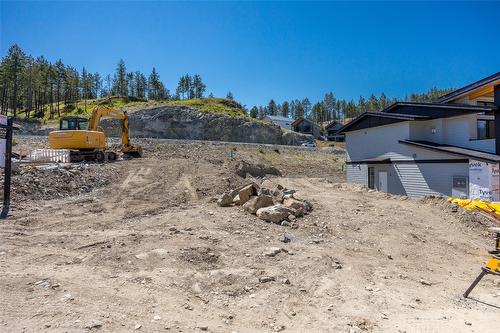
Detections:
[100, 106, 314, 145]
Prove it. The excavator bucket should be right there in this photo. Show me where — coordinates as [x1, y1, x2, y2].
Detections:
[122, 144, 143, 158]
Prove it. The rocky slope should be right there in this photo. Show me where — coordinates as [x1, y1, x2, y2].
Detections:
[100, 105, 314, 145]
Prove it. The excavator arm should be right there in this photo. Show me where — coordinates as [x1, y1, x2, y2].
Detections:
[89, 105, 142, 157]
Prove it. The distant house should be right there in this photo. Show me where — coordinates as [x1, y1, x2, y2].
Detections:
[325, 120, 345, 142]
[263, 115, 294, 130]
[292, 118, 321, 139]
[340, 71, 500, 200]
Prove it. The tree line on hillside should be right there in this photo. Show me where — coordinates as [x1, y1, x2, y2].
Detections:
[0, 44, 208, 119]
[249, 87, 454, 124]
[0, 44, 454, 123]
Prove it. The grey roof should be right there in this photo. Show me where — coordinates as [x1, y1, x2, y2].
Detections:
[339, 112, 429, 133]
[264, 115, 294, 122]
[435, 72, 500, 104]
[340, 103, 497, 133]
[399, 140, 500, 163]
[291, 117, 320, 127]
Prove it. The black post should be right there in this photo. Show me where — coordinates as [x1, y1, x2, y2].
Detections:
[1, 118, 13, 219]
[495, 85, 500, 154]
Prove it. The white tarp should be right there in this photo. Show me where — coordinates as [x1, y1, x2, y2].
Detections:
[469, 159, 500, 201]
[0, 115, 7, 168]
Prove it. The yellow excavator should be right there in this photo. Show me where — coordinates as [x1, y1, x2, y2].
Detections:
[48, 105, 142, 162]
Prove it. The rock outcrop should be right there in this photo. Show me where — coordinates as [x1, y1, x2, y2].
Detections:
[100, 106, 314, 146]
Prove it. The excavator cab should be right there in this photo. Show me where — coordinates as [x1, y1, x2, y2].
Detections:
[59, 116, 89, 131]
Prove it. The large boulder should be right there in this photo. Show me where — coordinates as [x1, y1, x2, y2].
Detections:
[283, 197, 312, 216]
[242, 194, 274, 214]
[256, 204, 294, 224]
[233, 184, 258, 205]
[217, 193, 233, 207]
[236, 161, 282, 178]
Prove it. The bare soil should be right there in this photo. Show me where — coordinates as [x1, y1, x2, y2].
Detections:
[1, 139, 499, 332]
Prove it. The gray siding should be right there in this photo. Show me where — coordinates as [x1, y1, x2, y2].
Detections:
[347, 162, 469, 197]
[346, 164, 368, 186]
[393, 162, 468, 197]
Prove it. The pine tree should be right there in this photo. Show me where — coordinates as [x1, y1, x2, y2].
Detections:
[294, 100, 305, 119]
[91, 72, 102, 99]
[3, 44, 27, 117]
[148, 67, 162, 100]
[113, 59, 127, 96]
[267, 99, 278, 115]
[192, 74, 206, 98]
[322, 92, 336, 120]
[134, 71, 147, 99]
[367, 93, 379, 112]
[226, 91, 234, 100]
[281, 101, 290, 118]
[302, 98, 311, 118]
[126, 72, 134, 97]
[357, 96, 367, 114]
[249, 106, 258, 118]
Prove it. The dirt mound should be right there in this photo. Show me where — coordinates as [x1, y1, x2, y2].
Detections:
[2, 163, 118, 202]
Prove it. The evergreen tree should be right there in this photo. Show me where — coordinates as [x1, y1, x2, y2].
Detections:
[148, 67, 166, 100]
[176, 74, 192, 99]
[249, 106, 258, 118]
[367, 93, 379, 112]
[357, 96, 367, 114]
[281, 101, 290, 118]
[294, 100, 305, 119]
[289, 100, 295, 119]
[302, 98, 311, 118]
[113, 59, 127, 96]
[91, 72, 102, 99]
[322, 92, 336, 120]
[226, 91, 234, 100]
[192, 74, 206, 98]
[134, 71, 147, 99]
[126, 72, 135, 97]
[2, 44, 27, 116]
[267, 99, 278, 116]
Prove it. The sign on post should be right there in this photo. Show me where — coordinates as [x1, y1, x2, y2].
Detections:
[0, 115, 12, 219]
[0, 115, 7, 167]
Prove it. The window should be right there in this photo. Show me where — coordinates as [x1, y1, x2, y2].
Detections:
[368, 167, 375, 189]
[78, 120, 89, 130]
[477, 120, 495, 140]
[60, 118, 89, 131]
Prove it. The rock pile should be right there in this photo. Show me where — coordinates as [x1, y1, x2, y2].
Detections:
[1, 163, 118, 202]
[217, 179, 312, 225]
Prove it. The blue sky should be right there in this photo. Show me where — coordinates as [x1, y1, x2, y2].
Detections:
[1, 1, 499, 107]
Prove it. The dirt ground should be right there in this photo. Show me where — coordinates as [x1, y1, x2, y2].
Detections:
[1, 139, 499, 332]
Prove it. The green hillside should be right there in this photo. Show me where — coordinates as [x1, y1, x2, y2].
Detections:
[27, 96, 250, 124]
